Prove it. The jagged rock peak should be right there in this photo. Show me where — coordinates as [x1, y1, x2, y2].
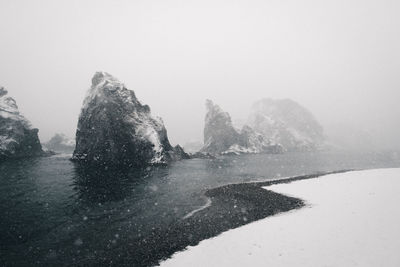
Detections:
[73, 72, 188, 166]
[201, 100, 240, 155]
[205, 99, 232, 125]
[82, 72, 141, 111]
[91, 71, 123, 87]
[0, 87, 44, 161]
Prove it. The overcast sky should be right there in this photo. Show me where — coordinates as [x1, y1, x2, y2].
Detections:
[0, 0, 399, 149]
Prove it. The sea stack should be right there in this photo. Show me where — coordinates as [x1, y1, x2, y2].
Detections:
[248, 98, 325, 151]
[72, 72, 188, 166]
[0, 86, 44, 161]
[201, 99, 280, 155]
[201, 99, 241, 155]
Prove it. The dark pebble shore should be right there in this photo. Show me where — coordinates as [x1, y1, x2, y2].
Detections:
[90, 169, 352, 266]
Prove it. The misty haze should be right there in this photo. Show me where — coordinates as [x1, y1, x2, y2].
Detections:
[1, 0, 400, 266]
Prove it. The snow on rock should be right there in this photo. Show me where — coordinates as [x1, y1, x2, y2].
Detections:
[201, 99, 282, 155]
[248, 98, 325, 151]
[72, 72, 188, 166]
[161, 168, 400, 267]
[0, 86, 44, 161]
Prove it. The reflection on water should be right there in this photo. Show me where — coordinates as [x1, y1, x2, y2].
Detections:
[72, 164, 156, 204]
[0, 151, 399, 266]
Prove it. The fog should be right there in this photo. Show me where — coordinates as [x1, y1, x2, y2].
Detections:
[1, 0, 399, 150]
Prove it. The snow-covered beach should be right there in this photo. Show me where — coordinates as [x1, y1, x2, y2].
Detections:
[161, 168, 400, 267]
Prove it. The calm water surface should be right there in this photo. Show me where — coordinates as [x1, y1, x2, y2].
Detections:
[1, 151, 399, 266]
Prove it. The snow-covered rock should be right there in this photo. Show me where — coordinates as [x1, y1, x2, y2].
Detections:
[248, 98, 324, 151]
[201, 100, 281, 155]
[44, 133, 75, 153]
[72, 72, 188, 166]
[0, 86, 44, 161]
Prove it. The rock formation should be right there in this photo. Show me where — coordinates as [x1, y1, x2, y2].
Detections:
[248, 98, 325, 151]
[0, 86, 45, 161]
[201, 99, 241, 155]
[201, 100, 280, 155]
[44, 133, 75, 153]
[72, 72, 188, 166]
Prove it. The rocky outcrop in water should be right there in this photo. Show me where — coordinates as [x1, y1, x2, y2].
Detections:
[44, 133, 75, 153]
[201, 100, 241, 155]
[0, 86, 45, 161]
[72, 72, 188, 166]
[248, 98, 325, 151]
[201, 100, 281, 155]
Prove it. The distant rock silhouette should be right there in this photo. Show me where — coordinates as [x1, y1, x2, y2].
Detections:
[72, 72, 188, 166]
[201, 99, 281, 155]
[0, 86, 45, 161]
[44, 133, 75, 153]
[248, 98, 325, 151]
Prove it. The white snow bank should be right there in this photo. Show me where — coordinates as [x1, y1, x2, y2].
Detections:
[161, 168, 400, 267]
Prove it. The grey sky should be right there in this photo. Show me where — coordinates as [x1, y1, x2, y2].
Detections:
[1, 0, 399, 149]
